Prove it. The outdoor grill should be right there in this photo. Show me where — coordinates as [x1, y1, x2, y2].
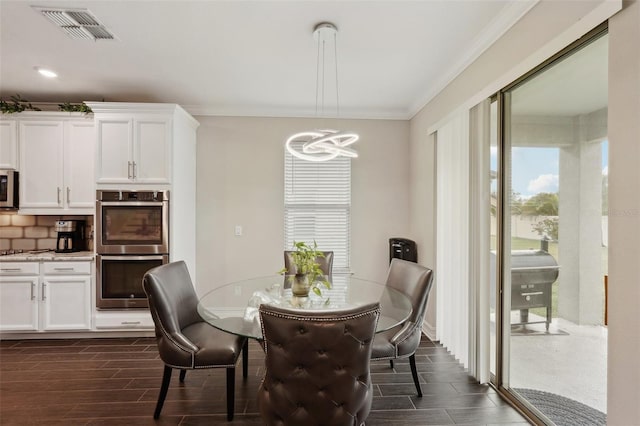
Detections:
[490, 248, 560, 330]
[510, 249, 560, 330]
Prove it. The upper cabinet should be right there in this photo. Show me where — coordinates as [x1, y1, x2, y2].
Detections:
[94, 116, 170, 185]
[90, 104, 176, 186]
[17, 114, 95, 215]
[0, 119, 18, 169]
[19, 120, 64, 209]
[65, 121, 96, 209]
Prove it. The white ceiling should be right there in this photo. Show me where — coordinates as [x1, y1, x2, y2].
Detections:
[1, 1, 537, 119]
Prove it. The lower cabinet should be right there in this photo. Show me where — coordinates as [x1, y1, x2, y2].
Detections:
[42, 275, 92, 331]
[0, 261, 92, 332]
[0, 275, 39, 331]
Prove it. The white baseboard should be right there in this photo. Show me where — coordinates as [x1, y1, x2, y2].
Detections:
[422, 320, 437, 341]
[0, 330, 154, 340]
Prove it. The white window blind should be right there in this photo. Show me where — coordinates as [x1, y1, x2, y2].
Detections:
[284, 144, 351, 273]
[436, 112, 470, 369]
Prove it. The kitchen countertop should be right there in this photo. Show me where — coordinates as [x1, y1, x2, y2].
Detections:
[0, 251, 95, 261]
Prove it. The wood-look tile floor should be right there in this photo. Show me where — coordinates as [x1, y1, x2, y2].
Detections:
[0, 336, 529, 425]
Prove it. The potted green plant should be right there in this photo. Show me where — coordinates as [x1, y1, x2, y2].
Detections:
[281, 241, 331, 297]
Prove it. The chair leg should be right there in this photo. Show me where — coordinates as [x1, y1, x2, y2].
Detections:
[154, 366, 172, 419]
[389, 359, 394, 369]
[179, 369, 187, 383]
[409, 354, 422, 397]
[242, 339, 249, 379]
[226, 367, 235, 421]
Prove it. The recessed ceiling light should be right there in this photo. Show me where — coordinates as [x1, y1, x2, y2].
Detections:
[35, 67, 58, 78]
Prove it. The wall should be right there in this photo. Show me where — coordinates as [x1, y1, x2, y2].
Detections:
[607, 0, 640, 423]
[409, 0, 638, 423]
[194, 116, 410, 294]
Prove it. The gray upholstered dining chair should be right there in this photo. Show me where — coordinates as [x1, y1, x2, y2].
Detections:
[371, 258, 434, 397]
[143, 261, 248, 421]
[258, 302, 380, 426]
[284, 250, 334, 276]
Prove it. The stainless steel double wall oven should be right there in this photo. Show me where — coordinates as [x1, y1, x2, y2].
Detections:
[96, 190, 169, 309]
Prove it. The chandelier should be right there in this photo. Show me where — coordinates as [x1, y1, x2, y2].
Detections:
[285, 22, 359, 162]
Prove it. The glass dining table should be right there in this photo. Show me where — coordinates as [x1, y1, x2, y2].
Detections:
[197, 274, 413, 340]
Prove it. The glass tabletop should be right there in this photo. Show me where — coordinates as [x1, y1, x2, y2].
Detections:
[197, 274, 413, 340]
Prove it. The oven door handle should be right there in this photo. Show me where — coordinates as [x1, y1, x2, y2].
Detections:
[97, 201, 166, 207]
[97, 255, 169, 261]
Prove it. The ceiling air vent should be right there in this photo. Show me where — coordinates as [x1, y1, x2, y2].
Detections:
[34, 7, 115, 41]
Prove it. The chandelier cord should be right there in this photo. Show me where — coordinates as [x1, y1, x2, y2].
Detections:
[334, 31, 339, 118]
[315, 34, 320, 117]
[321, 38, 326, 116]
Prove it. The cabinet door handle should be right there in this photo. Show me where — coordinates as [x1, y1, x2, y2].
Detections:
[67, 187, 71, 204]
[121, 321, 141, 325]
[54, 267, 75, 271]
[133, 161, 137, 179]
[128, 161, 133, 179]
[31, 282, 36, 300]
[42, 282, 46, 301]
[57, 187, 61, 204]
[1, 268, 22, 272]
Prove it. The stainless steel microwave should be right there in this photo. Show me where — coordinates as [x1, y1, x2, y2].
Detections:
[0, 170, 19, 210]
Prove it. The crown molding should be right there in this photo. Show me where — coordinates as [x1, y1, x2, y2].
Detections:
[408, 0, 539, 119]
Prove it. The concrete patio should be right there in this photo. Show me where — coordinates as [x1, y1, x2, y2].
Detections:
[507, 313, 608, 414]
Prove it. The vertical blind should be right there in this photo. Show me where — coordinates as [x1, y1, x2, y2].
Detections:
[436, 112, 470, 369]
[469, 100, 492, 383]
[284, 142, 351, 273]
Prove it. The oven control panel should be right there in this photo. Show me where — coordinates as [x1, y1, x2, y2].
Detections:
[97, 190, 168, 202]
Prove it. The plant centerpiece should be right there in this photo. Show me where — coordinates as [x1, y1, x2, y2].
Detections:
[282, 241, 331, 297]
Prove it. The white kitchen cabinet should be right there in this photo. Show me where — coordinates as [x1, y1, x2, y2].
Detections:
[0, 262, 40, 331]
[0, 261, 92, 332]
[41, 261, 92, 331]
[94, 113, 170, 185]
[18, 114, 95, 214]
[64, 121, 95, 209]
[0, 119, 18, 169]
[19, 120, 64, 209]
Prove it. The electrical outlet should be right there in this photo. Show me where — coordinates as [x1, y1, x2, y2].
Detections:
[234, 225, 242, 236]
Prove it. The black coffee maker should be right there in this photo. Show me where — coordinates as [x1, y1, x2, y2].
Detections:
[55, 220, 86, 253]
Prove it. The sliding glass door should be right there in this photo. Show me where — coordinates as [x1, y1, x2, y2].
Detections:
[494, 30, 609, 423]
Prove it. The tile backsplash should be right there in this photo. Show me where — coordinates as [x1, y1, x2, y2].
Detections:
[0, 214, 93, 252]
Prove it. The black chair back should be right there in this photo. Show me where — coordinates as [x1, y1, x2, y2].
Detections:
[258, 302, 379, 426]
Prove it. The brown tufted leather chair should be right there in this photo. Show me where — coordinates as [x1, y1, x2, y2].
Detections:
[143, 261, 248, 421]
[371, 258, 434, 397]
[284, 250, 334, 276]
[258, 302, 380, 426]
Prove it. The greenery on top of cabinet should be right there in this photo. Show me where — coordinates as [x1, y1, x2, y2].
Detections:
[1, 94, 93, 114]
[58, 102, 93, 114]
[0, 95, 41, 113]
